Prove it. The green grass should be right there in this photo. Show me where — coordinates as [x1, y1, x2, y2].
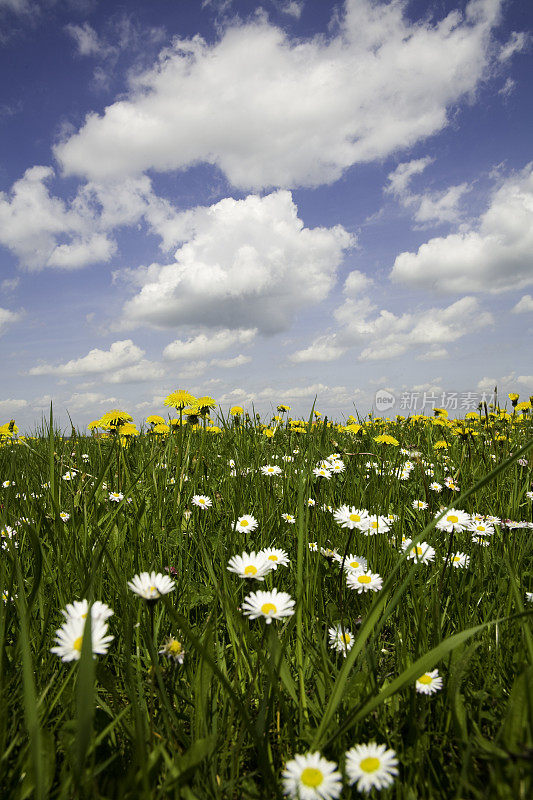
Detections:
[0, 409, 532, 799]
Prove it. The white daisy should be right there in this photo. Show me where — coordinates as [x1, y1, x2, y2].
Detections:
[241, 588, 295, 624]
[412, 500, 428, 510]
[192, 495, 212, 509]
[308, 542, 318, 551]
[282, 752, 342, 800]
[328, 624, 354, 656]
[415, 668, 443, 694]
[233, 515, 258, 533]
[449, 552, 470, 569]
[332, 506, 369, 530]
[62, 599, 114, 623]
[51, 617, 113, 662]
[435, 508, 471, 532]
[109, 491, 124, 502]
[1, 525, 17, 549]
[307, 498, 316, 507]
[2, 480, 14, 488]
[128, 571, 175, 600]
[259, 547, 290, 569]
[346, 570, 383, 593]
[227, 551, 272, 580]
[59, 512, 70, 522]
[313, 466, 332, 479]
[403, 540, 435, 564]
[62, 471, 77, 481]
[360, 515, 390, 535]
[345, 742, 398, 792]
[335, 553, 368, 574]
[159, 636, 186, 664]
[469, 521, 494, 537]
[429, 482, 442, 493]
[328, 460, 345, 474]
[261, 465, 282, 476]
[282, 513, 296, 523]
[526, 591, 533, 603]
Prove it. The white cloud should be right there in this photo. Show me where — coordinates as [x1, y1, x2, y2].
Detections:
[343, 269, 372, 297]
[178, 361, 208, 379]
[498, 31, 529, 62]
[0, 398, 28, 412]
[416, 346, 449, 361]
[55, 0, 503, 189]
[120, 191, 353, 334]
[29, 340, 145, 376]
[391, 163, 533, 293]
[65, 22, 114, 58]
[512, 294, 533, 314]
[65, 392, 118, 411]
[0, 0, 32, 12]
[277, 1, 303, 19]
[163, 328, 256, 360]
[219, 383, 358, 406]
[290, 335, 346, 363]
[1, 277, 19, 292]
[386, 158, 469, 225]
[0, 306, 23, 334]
[0, 166, 118, 270]
[211, 354, 251, 368]
[517, 376, 533, 389]
[105, 361, 166, 384]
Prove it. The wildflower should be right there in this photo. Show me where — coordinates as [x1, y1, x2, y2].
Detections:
[230, 405, 244, 416]
[241, 588, 295, 624]
[2, 480, 14, 488]
[328, 460, 345, 473]
[62, 599, 114, 623]
[449, 552, 470, 568]
[192, 495, 212, 509]
[429, 482, 442, 493]
[282, 513, 296, 523]
[403, 540, 435, 564]
[259, 547, 290, 569]
[374, 434, 399, 446]
[51, 617, 113, 662]
[434, 440, 448, 450]
[81, 453, 89, 461]
[109, 491, 124, 502]
[261, 465, 282, 476]
[227, 551, 272, 580]
[336, 553, 368, 573]
[345, 742, 398, 792]
[415, 669, 443, 694]
[313, 466, 332, 479]
[469, 521, 494, 537]
[308, 542, 318, 551]
[62, 471, 77, 481]
[435, 508, 470, 532]
[329, 624, 354, 656]
[128, 571, 175, 600]
[333, 506, 369, 530]
[526, 592, 533, 603]
[233, 515, 258, 533]
[59, 512, 70, 522]
[2, 590, 16, 603]
[412, 500, 428, 510]
[282, 752, 342, 800]
[159, 636, 185, 664]
[526, 491, 533, 501]
[360, 515, 390, 535]
[165, 390, 196, 409]
[307, 498, 316, 507]
[472, 535, 490, 546]
[346, 570, 383, 593]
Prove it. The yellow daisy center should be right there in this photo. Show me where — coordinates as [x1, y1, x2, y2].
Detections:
[244, 565, 258, 575]
[349, 561, 360, 569]
[240, 520, 248, 526]
[268, 555, 278, 561]
[371, 521, 378, 528]
[168, 640, 182, 655]
[149, 585, 157, 593]
[418, 673, 433, 684]
[453, 556, 461, 562]
[415, 546, 423, 555]
[447, 515, 459, 523]
[358, 575, 371, 584]
[300, 767, 323, 787]
[349, 514, 360, 522]
[342, 633, 351, 644]
[73, 636, 83, 653]
[360, 757, 380, 773]
[261, 602, 277, 615]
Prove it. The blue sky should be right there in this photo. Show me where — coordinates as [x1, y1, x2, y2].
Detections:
[0, 0, 532, 430]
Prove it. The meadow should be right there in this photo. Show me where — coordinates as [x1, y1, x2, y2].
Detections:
[0, 392, 532, 800]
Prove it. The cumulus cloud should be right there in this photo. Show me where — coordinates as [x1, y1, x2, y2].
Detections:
[28, 340, 165, 383]
[0, 166, 119, 270]
[211, 354, 251, 368]
[0, 306, 23, 335]
[55, 0, 502, 189]
[120, 190, 353, 334]
[391, 163, 533, 293]
[386, 157, 469, 225]
[0, 398, 28, 412]
[163, 328, 256, 360]
[512, 294, 533, 314]
[293, 294, 492, 362]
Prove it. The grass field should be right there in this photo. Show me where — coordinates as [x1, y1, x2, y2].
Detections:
[1, 395, 532, 799]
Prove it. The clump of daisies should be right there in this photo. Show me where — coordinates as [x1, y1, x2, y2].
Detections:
[51, 599, 114, 662]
